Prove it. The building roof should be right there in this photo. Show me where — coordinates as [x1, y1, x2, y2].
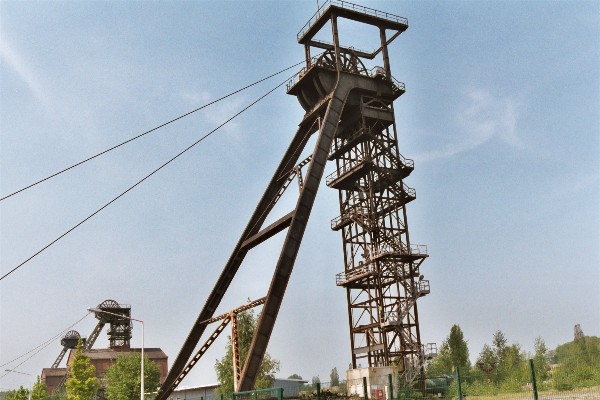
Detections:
[275, 378, 308, 384]
[172, 383, 220, 392]
[81, 348, 167, 360]
[41, 368, 67, 377]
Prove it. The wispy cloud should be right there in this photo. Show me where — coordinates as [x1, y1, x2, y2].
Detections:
[0, 38, 50, 106]
[178, 89, 246, 142]
[417, 88, 523, 162]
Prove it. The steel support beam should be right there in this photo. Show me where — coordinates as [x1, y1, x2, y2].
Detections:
[155, 117, 316, 400]
[238, 75, 354, 392]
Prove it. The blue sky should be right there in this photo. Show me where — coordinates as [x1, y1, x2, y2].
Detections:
[1, 0, 598, 392]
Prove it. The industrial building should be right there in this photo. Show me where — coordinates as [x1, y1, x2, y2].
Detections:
[41, 301, 168, 397]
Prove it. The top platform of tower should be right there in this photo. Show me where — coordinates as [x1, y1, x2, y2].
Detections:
[297, 0, 408, 46]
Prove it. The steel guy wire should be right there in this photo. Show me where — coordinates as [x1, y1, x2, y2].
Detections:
[0, 73, 295, 282]
[0, 60, 305, 202]
[0, 313, 90, 376]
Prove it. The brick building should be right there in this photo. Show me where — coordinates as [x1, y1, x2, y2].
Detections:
[42, 347, 168, 395]
[40, 368, 67, 393]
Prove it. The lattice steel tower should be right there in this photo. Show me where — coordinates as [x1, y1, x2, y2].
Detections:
[290, 2, 436, 383]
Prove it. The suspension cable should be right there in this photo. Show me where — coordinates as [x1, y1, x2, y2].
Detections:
[0, 61, 304, 202]
[0, 73, 295, 282]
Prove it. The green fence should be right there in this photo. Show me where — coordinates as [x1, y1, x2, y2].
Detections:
[284, 359, 600, 400]
[455, 358, 600, 400]
[233, 387, 284, 400]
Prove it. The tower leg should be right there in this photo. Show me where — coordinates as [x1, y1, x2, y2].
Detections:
[156, 121, 317, 399]
[238, 79, 354, 391]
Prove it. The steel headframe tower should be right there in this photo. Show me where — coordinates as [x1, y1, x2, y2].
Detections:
[54, 299, 132, 390]
[291, 1, 436, 385]
[89, 299, 133, 349]
[156, 3, 433, 399]
[51, 330, 85, 368]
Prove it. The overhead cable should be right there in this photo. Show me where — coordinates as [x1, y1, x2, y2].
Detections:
[0, 313, 90, 376]
[0, 60, 304, 202]
[0, 73, 294, 282]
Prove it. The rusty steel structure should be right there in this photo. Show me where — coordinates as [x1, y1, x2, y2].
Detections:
[90, 299, 133, 349]
[156, 2, 433, 399]
[164, 298, 267, 392]
[292, 0, 435, 384]
[51, 330, 84, 369]
[52, 299, 132, 390]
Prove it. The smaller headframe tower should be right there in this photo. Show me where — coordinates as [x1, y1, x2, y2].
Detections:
[89, 299, 133, 349]
[51, 330, 85, 368]
[43, 299, 133, 392]
[288, 1, 435, 385]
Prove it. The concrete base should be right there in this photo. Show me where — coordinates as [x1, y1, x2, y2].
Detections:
[346, 366, 397, 400]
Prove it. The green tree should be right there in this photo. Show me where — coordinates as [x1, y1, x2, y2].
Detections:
[533, 336, 549, 381]
[288, 374, 303, 380]
[427, 324, 470, 376]
[475, 344, 497, 382]
[215, 309, 280, 398]
[497, 343, 527, 386]
[448, 324, 470, 371]
[104, 354, 160, 400]
[31, 376, 50, 400]
[330, 367, 339, 386]
[474, 330, 527, 385]
[49, 387, 67, 400]
[553, 336, 600, 389]
[5, 386, 29, 400]
[492, 330, 507, 366]
[65, 340, 99, 400]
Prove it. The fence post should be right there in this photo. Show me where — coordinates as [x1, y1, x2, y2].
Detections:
[316, 382, 321, 400]
[221, 394, 224, 400]
[456, 367, 463, 400]
[529, 359, 539, 400]
[363, 377, 369, 400]
[277, 387, 284, 400]
[388, 373, 394, 400]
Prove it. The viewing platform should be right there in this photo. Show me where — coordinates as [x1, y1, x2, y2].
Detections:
[297, 1, 408, 47]
[371, 243, 428, 262]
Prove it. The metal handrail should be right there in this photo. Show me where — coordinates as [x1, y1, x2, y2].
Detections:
[410, 244, 428, 255]
[310, 39, 372, 57]
[285, 53, 325, 91]
[335, 261, 374, 285]
[326, 154, 370, 185]
[425, 343, 438, 357]
[398, 152, 414, 169]
[403, 184, 416, 199]
[331, 214, 351, 229]
[368, 66, 406, 95]
[331, 205, 374, 230]
[329, 127, 371, 157]
[389, 75, 405, 92]
[372, 242, 427, 258]
[417, 280, 430, 294]
[298, 0, 408, 41]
